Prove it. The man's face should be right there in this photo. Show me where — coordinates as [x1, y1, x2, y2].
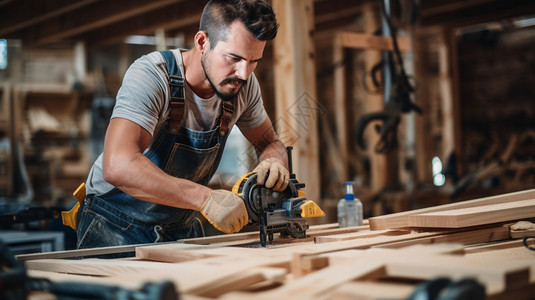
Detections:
[201, 21, 266, 101]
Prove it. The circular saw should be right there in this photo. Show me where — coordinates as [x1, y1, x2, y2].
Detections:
[232, 147, 325, 246]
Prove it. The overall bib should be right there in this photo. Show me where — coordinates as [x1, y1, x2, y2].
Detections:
[76, 50, 234, 249]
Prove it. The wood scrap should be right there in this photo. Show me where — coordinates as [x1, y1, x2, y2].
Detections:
[510, 220, 535, 239]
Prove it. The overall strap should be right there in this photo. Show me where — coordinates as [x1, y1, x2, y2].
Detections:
[160, 50, 185, 134]
[218, 101, 234, 136]
[160, 50, 235, 136]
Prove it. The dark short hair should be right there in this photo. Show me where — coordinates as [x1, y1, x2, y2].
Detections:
[199, 0, 279, 49]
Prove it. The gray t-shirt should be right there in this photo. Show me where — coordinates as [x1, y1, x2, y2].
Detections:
[85, 49, 267, 196]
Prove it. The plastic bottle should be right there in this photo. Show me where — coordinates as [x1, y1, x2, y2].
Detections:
[337, 181, 363, 227]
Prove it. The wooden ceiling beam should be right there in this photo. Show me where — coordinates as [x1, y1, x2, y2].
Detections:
[11, 0, 188, 47]
[420, 0, 535, 27]
[0, 0, 100, 36]
[82, 0, 202, 47]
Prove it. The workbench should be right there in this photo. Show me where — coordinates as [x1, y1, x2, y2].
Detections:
[16, 189, 535, 299]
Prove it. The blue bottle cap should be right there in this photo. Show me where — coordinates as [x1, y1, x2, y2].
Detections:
[343, 181, 355, 201]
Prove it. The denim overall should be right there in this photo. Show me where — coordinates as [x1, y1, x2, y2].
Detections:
[76, 50, 234, 249]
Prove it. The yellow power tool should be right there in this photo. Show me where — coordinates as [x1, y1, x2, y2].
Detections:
[232, 146, 324, 246]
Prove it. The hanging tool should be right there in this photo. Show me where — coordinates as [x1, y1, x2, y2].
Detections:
[355, 0, 422, 153]
[355, 89, 422, 153]
[232, 146, 325, 246]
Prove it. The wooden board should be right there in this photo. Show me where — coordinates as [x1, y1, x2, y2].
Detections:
[408, 199, 535, 228]
[338, 31, 411, 52]
[369, 188, 535, 230]
[25, 256, 290, 297]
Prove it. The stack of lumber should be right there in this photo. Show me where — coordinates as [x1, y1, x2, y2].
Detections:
[19, 189, 535, 299]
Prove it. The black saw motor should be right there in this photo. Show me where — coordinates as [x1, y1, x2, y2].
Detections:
[232, 146, 324, 246]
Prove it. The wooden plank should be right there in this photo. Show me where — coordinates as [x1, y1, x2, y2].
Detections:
[25, 255, 290, 296]
[324, 247, 530, 295]
[408, 199, 535, 228]
[369, 188, 535, 230]
[383, 252, 530, 294]
[28, 270, 142, 289]
[237, 244, 530, 298]
[339, 31, 411, 52]
[136, 243, 272, 263]
[179, 223, 362, 246]
[464, 239, 526, 254]
[374, 225, 510, 249]
[314, 228, 405, 243]
[188, 267, 286, 298]
[272, 0, 321, 207]
[255, 259, 386, 299]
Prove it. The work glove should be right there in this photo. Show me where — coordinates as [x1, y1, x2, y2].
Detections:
[200, 189, 248, 234]
[254, 158, 290, 192]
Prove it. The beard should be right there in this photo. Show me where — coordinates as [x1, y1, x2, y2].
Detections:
[201, 52, 245, 102]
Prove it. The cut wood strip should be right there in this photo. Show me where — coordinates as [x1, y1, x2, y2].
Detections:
[408, 199, 535, 228]
[180, 231, 260, 245]
[136, 242, 271, 263]
[17, 243, 141, 261]
[28, 270, 143, 290]
[255, 259, 385, 299]
[189, 267, 286, 298]
[464, 239, 525, 254]
[369, 188, 535, 230]
[374, 225, 510, 249]
[290, 230, 449, 278]
[178, 223, 360, 246]
[320, 245, 465, 268]
[314, 229, 406, 243]
[25, 258, 176, 276]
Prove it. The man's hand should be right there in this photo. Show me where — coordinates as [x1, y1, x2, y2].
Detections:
[200, 190, 248, 234]
[254, 158, 289, 192]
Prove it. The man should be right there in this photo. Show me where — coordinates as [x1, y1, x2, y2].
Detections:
[76, 0, 289, 248]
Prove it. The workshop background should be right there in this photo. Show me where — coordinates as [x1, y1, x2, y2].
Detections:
[0, 0, 535, 253]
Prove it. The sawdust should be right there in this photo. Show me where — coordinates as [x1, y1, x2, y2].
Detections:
[510, 220, 535, 231]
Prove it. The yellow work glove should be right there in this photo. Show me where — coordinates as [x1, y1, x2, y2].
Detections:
[254, 158, 290, 192]
[200, 189, 248, 234]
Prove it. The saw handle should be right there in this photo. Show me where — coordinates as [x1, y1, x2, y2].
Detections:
[286, 146, 295, 179]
